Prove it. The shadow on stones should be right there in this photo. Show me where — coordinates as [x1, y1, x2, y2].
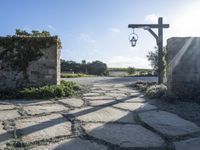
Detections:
[0, 93, 165, 150]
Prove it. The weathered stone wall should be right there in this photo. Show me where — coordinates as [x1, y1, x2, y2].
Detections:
[0, 37, 60, 89]
[167, 37, 200, 99]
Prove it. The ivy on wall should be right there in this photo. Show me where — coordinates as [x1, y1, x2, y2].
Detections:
[0, 29, 62, 81]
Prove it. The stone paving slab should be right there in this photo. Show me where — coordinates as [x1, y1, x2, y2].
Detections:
[174, 137, 200, 150]
[24, 104, 68, 115]
[93, 84, 113, 87]
[91, 87, 101, 90]
[0, 110, 20, 121]
[69, 107, 135, 123]
[90, 90, 107, 94]
[108, 90, 126, 93]
[139, 110, 200, 136]
[113, 84, 126, 88]
[7, 100, 53, 106]
[113, 103, 157, 112]
[59, 98, 84, 107]
[0, 104, 15, 110]
[123, 97, 146, 103]
[128, 92, 143, 96]
[83, 123, 164, 148]
[83, 93, 101, 96]
[104, 93, 127, 98]
[0, 123, 12, 149]
[30, 138, 107, 150]
[99, 88, 118, 91]
[83, 96, 114, 101]
[115, 96, 130, 100]
[117, 88, 137, 93]
[89, 100, 115, 107]
[16, 114, 71, 143]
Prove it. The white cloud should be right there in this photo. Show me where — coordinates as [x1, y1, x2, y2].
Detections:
[47, 25, 56, 31]
[110, 28, 121, 33]
[78, 33, 96, 43]
[145, 14, 159, 22]
[107, 56, 151, 68]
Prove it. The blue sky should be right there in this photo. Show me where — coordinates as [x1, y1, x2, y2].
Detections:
[1, 0, 200, 68]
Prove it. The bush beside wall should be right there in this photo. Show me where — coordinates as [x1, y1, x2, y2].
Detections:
[0, 81, 80, 100]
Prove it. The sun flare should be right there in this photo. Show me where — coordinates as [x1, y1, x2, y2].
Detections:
[173, 2, 200, 36]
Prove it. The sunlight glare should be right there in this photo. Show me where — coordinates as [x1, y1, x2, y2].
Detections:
[172, 2, 200, 36]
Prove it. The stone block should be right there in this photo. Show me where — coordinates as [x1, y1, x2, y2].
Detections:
[0, 110, 20, 121]
[139, 110, 200, 136]
[83, 96, 114, 101]
[16, 114, 71, 143]
[24, 104, 68, 115]
[113, 103, 157, 112]
[83, 123, 164, 148]
[69, 107, 135, 123]
[59, 98, 84, 107]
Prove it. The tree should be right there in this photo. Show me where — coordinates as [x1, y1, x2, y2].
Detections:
[15, 29, 51, 37]
[81, 60, 88, 73]
[61, 60, 81, 73]
[87, 61, 108, 75]
[146, 47, 158, 72]
[81, 60, 86, 64]
[127, 67, 135, 75]
[15, 29, 30, 36]
[61, 59, 108, 75]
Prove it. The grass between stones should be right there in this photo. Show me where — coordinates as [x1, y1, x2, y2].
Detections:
[0, 80, 81, 100]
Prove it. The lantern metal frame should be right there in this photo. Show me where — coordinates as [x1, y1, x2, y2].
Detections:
[129, 29, 138, 47]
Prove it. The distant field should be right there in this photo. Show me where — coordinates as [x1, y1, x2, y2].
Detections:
[108, 68, 154, 77]
[61, 68, 154, 78]
[108, 68, 152, 72]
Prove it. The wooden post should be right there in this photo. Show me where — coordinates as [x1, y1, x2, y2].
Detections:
[158, 17, 164, 84]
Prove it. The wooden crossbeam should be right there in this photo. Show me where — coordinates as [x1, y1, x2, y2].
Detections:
[128, 24, 169, 29]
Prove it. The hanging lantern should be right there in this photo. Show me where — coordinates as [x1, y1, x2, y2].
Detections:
[129, 30, 138, 47]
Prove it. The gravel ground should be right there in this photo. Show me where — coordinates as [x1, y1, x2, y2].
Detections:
[63, 76, 158, 86]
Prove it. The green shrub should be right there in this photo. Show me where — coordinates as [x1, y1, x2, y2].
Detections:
[133, 80, 148, 91]
[146, 84, 167, 99]
[127, 67, 135, 75]
[87, 61, 108, 75]
[133, 80, 156, 91]
[0, 81, 80, 99]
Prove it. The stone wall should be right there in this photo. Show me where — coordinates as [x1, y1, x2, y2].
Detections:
[0, 37, 60, 89]
[166, 37, 200, 99]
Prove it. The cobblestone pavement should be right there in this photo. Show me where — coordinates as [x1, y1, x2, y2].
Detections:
[0, 81, 200, 150]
